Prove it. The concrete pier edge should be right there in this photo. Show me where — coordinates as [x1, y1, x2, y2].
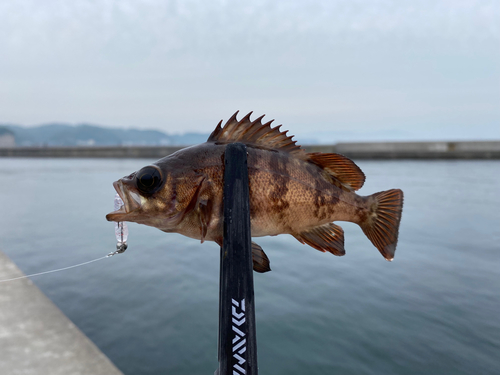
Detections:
[0, 141, 499, 159]
[0, 250, 124, 375]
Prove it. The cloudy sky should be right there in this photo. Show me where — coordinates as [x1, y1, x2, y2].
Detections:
[0, 0, 498, 142]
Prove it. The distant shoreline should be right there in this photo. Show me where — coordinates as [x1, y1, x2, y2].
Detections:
[1, 141, 499, 159]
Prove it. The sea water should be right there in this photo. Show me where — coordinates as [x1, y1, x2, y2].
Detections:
[0, 158, 499, 375]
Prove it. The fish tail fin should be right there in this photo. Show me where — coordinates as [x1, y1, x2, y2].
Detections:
[360, 189, 404, 261]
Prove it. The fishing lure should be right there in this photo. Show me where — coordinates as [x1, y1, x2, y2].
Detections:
[110, 193, 128, 256]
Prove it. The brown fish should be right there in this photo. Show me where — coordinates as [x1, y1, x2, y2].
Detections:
[106, 112, 404, 272]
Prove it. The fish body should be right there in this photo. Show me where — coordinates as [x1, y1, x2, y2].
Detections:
[107, 112, 404, 271]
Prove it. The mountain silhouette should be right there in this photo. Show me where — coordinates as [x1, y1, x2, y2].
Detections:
[1, 123, 209, 146]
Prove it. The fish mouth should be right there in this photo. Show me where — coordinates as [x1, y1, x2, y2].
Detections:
[106, 180, 142, 222]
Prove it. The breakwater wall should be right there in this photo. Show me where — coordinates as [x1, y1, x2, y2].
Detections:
[1, 141, 499, 159]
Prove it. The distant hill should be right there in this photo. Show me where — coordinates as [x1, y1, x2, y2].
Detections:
[1, 123, 209, 147]
[0, 126, 15, 136]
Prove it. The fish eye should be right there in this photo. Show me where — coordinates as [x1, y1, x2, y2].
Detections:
[135, 166, 163, 195]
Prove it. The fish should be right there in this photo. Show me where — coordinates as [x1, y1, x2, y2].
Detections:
[106, 111, 404, 273]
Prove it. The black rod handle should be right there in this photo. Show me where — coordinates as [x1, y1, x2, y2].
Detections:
[216, 143, 258, 375]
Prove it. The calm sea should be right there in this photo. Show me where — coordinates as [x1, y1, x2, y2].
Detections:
[0, 158, 499, 375]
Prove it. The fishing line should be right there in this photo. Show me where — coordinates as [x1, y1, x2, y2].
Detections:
[0, 253, 117, 284]
[0, 194, 129, 284]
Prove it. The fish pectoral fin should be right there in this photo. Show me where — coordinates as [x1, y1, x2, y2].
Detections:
[193, 178, 214, 243]
[252, 242, 271, 273]
[307, 152, 365, 191]
[197, 198, 212, 243]
[293, 223, 345, 256]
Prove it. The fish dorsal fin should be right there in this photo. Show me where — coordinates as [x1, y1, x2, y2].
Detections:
[307, 152, 366, 191]
[207, 111, 306, 156]
[208, 112, 364, 189]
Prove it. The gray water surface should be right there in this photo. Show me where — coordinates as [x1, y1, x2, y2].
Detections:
[0, 158, 499, 375]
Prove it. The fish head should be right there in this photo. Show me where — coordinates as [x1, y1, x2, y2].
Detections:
[106, 162, 182, 230]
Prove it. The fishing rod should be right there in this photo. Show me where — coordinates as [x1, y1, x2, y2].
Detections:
[216, 142, 258, 375]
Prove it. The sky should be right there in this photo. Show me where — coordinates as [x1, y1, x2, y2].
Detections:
[0, 0, 499, 142]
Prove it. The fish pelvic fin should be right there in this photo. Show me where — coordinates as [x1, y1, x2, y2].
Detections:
[252, 242, 271, 273]
[361, 189, 404, 261]
[215, 239, 271, 273]
[293, 223, 345, 256]
[207, 111, 306, 157]
[307, 152, 365, 191]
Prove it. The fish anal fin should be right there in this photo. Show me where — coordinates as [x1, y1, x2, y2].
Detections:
[294, 223, 345, 256]
[307, 152, 366, 191]
[252, 242, 271, 273]
[207, 111, 305, 156]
